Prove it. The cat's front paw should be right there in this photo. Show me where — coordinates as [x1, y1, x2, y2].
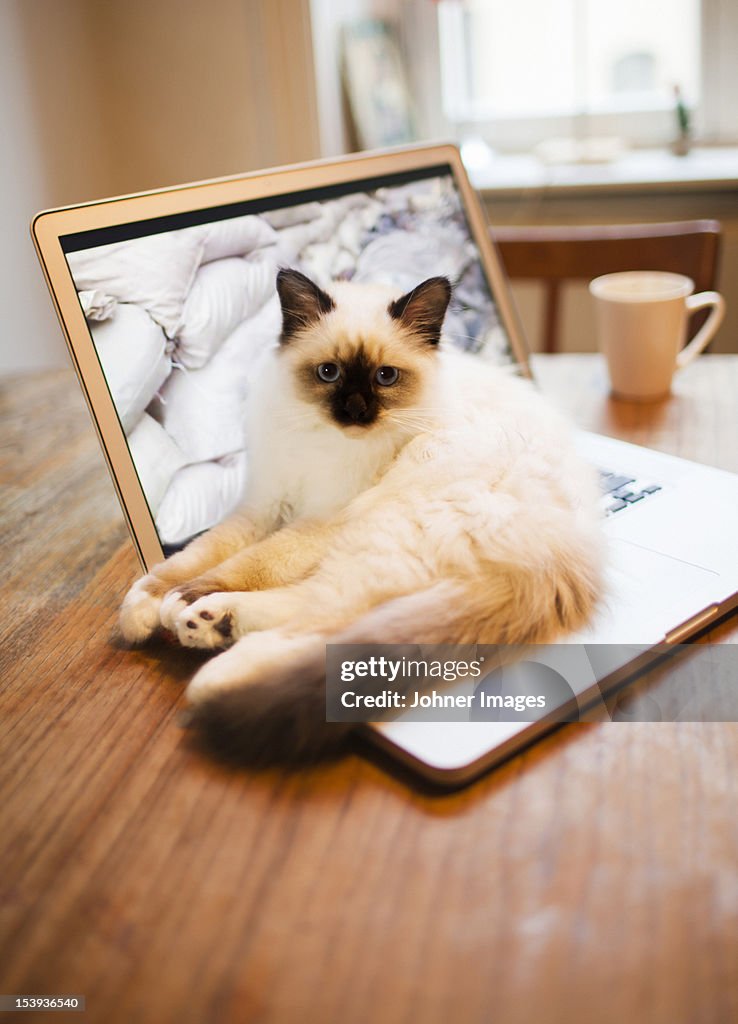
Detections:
[120, 576, 165, 643]
[159, 590, 189, 633]
[159, 579, 222, 633]
[175, 593, 237, 650]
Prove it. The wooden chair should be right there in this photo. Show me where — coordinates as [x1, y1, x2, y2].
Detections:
[491, 220, 722, 353]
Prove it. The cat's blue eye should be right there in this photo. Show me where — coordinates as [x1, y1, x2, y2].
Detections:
[317, 362, 340, 383]
[375, 366, 399, 387]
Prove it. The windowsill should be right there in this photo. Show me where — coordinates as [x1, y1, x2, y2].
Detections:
[468, 145, 738, 197]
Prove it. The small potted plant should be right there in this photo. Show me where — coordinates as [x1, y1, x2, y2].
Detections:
[672, 84, 692, 156]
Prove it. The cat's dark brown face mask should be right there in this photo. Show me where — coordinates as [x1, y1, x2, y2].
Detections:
[275, 268, 452, 431]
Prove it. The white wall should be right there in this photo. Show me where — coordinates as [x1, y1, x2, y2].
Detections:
[1, 0, 320, 376]
[0, 2, 76, 374]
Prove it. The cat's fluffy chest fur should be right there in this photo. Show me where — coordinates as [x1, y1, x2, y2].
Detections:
[244, 348, 411, 523]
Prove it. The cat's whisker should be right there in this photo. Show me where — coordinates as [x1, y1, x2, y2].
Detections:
[384, 409, 438, 421]
[385, 409, 438, 422]
[382, 409, 433, 421]
[392, 404, 440, 411]
[270, 410, 318, 430]
[384, 414, 439, 433]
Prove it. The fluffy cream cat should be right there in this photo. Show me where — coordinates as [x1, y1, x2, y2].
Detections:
[121, 269, 603, 759]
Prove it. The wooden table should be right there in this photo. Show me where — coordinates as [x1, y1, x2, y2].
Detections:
[1, 355, 737, 1024]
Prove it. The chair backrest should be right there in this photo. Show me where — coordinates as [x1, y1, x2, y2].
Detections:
[491, 220, 722, 353]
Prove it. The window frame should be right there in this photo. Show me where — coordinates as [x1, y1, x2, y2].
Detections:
[399, 0, 738, 151]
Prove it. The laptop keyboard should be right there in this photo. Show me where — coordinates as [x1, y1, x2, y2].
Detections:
[599, 469, 662, 516]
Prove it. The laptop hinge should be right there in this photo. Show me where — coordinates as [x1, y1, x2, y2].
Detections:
[665, 605, 720, 644]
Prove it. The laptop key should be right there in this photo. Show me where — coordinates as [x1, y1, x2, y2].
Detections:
[600, 474, 635, 494]
[599, 468, 663, 516]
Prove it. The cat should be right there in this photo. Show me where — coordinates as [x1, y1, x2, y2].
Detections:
[120, 268, 604, 761]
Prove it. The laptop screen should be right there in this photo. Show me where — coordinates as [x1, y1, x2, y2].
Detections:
[61, 163, 517, 551]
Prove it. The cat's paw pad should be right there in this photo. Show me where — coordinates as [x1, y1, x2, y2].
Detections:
[120, 577, 162, 643]
[175, 594, 235, 650]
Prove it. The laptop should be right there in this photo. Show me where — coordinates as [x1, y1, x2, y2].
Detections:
[32, 143, 738, 785]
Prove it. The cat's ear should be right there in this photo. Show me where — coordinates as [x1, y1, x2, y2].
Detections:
[276, 268, 335, 343]
[388, 276, 452, 346]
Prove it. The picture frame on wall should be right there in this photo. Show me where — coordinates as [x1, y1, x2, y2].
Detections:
[341, 19, 416, 150]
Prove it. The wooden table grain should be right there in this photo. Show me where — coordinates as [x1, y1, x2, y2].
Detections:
[1, 356, 737, 1024]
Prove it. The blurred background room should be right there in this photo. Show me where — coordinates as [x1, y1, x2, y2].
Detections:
[3, 0, 737, 375]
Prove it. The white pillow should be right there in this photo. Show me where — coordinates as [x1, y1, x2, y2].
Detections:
[221, 293, 282, 372]
[174, 249, 277, 368]
[262, 202, 323, 230]
[155, 296, 281, 463]
[273, 192, 379, 274]
[67, 229, 205, 336]
[354, 222, 474, 290]
[78, 289, 117, 321]
[127, 413, 188, 516]
[200, 216, 277, 263]
[90, 302, 171, 435]
[156, 451, 248, 546]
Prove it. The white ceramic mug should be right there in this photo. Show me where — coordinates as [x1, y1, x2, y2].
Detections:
[589, 271, 725, 401]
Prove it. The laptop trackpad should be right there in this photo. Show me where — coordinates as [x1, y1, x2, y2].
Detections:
[571, 538, 720, 644]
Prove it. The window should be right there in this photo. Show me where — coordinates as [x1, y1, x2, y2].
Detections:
[424, 0, 710, 149]
[321, 0, 737, 156]
[438, 0, 700, 122]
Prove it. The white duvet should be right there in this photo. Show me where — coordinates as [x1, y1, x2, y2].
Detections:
[71, 217, 283, 545]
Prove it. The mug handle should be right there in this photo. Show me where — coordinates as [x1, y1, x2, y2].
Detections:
[676, 291, 726, 369]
